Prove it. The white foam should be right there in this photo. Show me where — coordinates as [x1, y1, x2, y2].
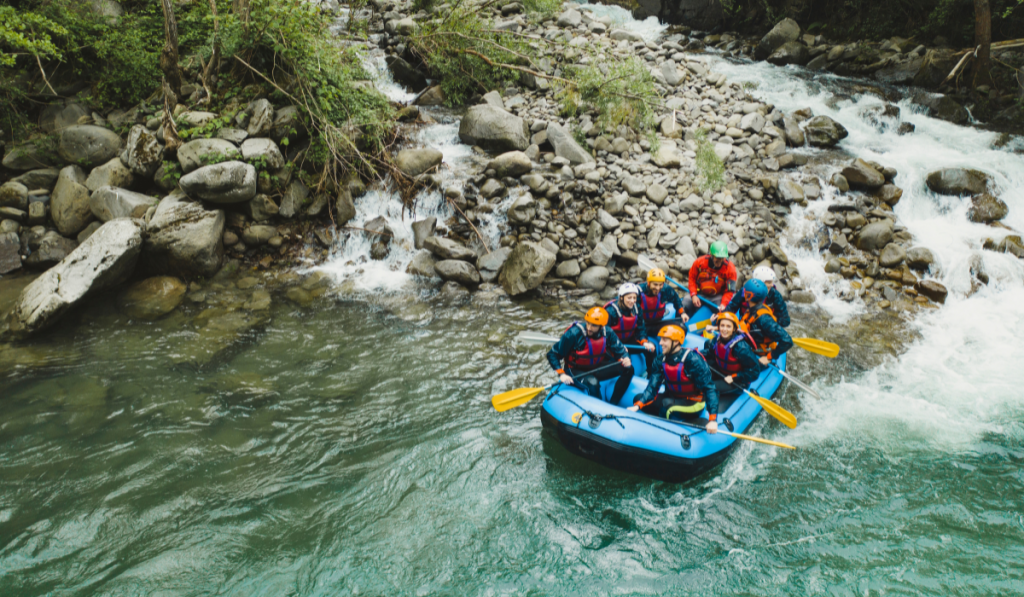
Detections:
[577, 3, 667, 41]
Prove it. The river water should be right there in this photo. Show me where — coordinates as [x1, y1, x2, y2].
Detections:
[3, 8, 1024, 596]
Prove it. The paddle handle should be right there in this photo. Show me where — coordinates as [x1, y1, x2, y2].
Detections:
[718, 430, 796, 450]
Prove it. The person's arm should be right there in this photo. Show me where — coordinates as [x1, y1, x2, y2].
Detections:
[687, 257, 701, 297]
[634, 354, 664, 408]
[634, 305, 649, 342]
[700, 337, 715, 363]
[605, 330, 628, 360]
[687, 352, 719, 420]
[724, 292, 743, 314]
[769, 287, 790, 327]
[763, 315, 793, 357]
[664, 285, 684, 313]
[546, 327, 578, 372]
[732, 339, 763, 386]
[605, 303, 620, 329]
[719, 262, 738, 307]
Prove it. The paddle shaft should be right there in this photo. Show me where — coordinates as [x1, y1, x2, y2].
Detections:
[775, 367, 821, 400]
[706, 364, 798, 429]
[677, 421, 796, 450]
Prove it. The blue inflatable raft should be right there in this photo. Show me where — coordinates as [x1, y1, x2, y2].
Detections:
[540, 306, 788, 483]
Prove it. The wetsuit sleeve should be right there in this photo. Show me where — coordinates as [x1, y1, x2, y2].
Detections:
[700, 337, 716, 363]
[635, 305, 648, 340]
[605, 303, 621, 328]
[636, 353, 665, 407]
[732, 340, 762, 387]
[761, 315, 793, 358]
[769, 287, 790, 327]
[720, 261, 738, 307]
[663, 285, 684, 313]
[547, 326, 579, 372]
[605, 330, 628, 359]
[686, 352, 719, 420]
[687, 257, 701, 297]
[724, 292, 743, 315]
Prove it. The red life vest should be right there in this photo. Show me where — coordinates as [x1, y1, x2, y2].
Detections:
[662, 349, 704, 400]
[740, 305, 778, 358]
[713, 333, 754, 374]
[564, 322, 608, 370]
[605, 299, 639, 342]
[640, 290, 666, 323]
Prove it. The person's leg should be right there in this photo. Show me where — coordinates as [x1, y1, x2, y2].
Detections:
[589, 362, 634, 404]
[578, 374, 601, 399]
[681, 294, 699, 317]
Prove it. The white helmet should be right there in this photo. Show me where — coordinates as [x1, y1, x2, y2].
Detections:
[618, 282, 641, 297]
[752, 266, 776, 283]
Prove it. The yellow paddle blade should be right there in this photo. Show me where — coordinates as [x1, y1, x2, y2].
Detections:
[492, 386, 548, 412]
[719, 430, 796, 450]
[688, 319, 710, 332]
[745, 390, 798, 429]
[793, 337, 840, 358]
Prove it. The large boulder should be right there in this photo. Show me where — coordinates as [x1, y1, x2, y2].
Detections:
[39, 102, 90, 133]
[926, 168, 989, 196]
[546, 123, 594, 165]
[247, 99, 275, 137]
[51, 165, 94, 237]
[556, 8, 582, 27]
[2, 141, 56, 171]
[967, 193, 1008, 223]
[506, 195, 536, 225]
[755, 18, 801, 61]
[435, 259, 481, 286]
[0, 231, 19, 274]
[125, 125, 163, 178]
[458, 105, 530, 152]
[85, 157, 134, 192]
[386, 56, 428, 91]
[0, 182, 28, 210]
[477, 246, 512, 282]
[804, 116, 849, 148]
[916, 280, 948, 304]
[577, 265, 610, 291]
[855, 220, 894, 251]
[12, 168, 60, 191]
[179, 161, 257, 204]
[5, 219, 143, 339]
[412, 217, 437, 249]
[118, 276, 187, 320]
[143, 196, 225, 277]
[57, 125, 122, 168]
[177, 138, 241, 173]
[634, 0, 723, 31]
[424, 236, 475, 261]
[767, 41, 811, 66]
[90, 186, 159, 221]
[396, 147, 443, 177]
[841, 159, 885, 190]
[24, 232, 77, 269]
[906, 246, 936, 270]
[879, 243, 906, 267]
[406, 250, 438, 278]
[239, 137, 285, 170]
[498, 241, 556, 296]
[487, 151, 532, 177]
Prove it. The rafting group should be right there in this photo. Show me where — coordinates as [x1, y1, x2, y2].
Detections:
[493, 242, 840, 482]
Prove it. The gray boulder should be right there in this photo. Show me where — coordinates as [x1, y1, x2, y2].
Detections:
[906, 247, 936, 270]
[412, 217, 437, 249]
[916, 280, 948, 304]
[879, 243, 906, 267]
[125, 125, 163, 178]
[578, 266, 610, 291]
[335, 185, 357, 226]
[477, 246, 512, 282]
[85, 157, 134, 192]
[242, 224, 277, 246]
[2, 141, 56, 171]
[926, 168, 989, 196]
[12, 168, 60, 191]
[51, 165, 94, 237]
[647, 184, 669, 205]
[778, 178, 804, 203]
[279, 180, 309, 218]
[0, 231, 19, 275]
[458, 105, 530, 152]
[247, 99, 275, 137]
[487, 151, 532, 177]
[143, 196, 225, 277]
[424, 236, 475, 261]
[855, 220, 894, 251]
[90, 186, 159, 221]
[804, 116, 849, 148]
[177, 138, 240, 173]
[0, 182, 28, 210]
[555, 259, 581, 278]
[179, 161, 257, 204]
[247, 194, 279, 222]
[406, 250, 438, 278]
[556, 8, 581, 27]
[118, 276, 187, 320]
[5, 219, 143, 339]
[755, 18, 801, 60]
[841, 158, 885, 190]
[396, 147, 443, 177]
[498, 241, 556, 296]
[435, 259, 481, 286]
[767, 41, 811, 66]
[57, 125, 122, 168]
[636, 0, 722, 30]
[24, 231, 77, 269]
[968, 193, 1008, 223]
[39, 102, 90, 133]
[507, 195, 536, 225]
[547, 123, 594, 165]
[240, 138, 285, 170]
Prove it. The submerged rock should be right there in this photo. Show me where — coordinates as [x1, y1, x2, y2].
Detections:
[967, 193, 1007, 223]
[119, 276, 187, 319]
[804, 116, 849, 148]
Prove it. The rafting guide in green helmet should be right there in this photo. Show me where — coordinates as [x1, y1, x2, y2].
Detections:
[682, 240, 738, 316]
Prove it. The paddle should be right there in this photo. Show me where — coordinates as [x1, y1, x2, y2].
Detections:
[637, 254, 720, 311]
[491, 361, 623, 412]
[517, 331, 650, 351]
[707, 365, 797, 429]
[677, 420, 796, 450]
[774, 367, 821, 400]
[793, 337, 840, 358]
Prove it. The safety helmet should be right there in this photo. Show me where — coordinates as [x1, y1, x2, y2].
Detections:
[715, 311, 740, 330]
[709, 240, 729, 258]
[752, 266, 776, 283]
[618, 282, 641, 298]
[742, 279, 768, 304]
[657, 324, 686, 343]
[584, 306, 609, 326]
[647, 268, 666, 283]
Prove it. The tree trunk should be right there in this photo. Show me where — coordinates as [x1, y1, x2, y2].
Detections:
[160, 0, 182, 104]
[972, 0, 993, 88]
[233, 0, 251, 30]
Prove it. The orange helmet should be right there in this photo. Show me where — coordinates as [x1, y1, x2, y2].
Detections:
[715, 311, 740, 330]
[584, 306, 609, 326]
[657, 324, 686, 343]
[647, 268, 666, 283]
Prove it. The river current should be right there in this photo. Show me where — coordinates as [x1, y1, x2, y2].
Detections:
[2, 6, 1024, 596]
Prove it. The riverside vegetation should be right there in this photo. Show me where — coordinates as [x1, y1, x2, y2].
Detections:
[0, 0, 1021, 366]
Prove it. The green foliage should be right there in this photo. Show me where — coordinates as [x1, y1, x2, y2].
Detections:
[177, 112, 237, 140]
[413, 0, 437, 12]
[522, 0, 563, 15]
[159, 161, 182, 187]
[0, 6, 67, 67]
[199, 151, 234, 166]
[558, 56, 661, 146]
[93, 16, 163, 107]
[693, 129, 725, 193]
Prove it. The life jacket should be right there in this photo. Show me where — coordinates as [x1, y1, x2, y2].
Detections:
[740, 304, 778, 358]
[713, 332, 755, 374]
[694, 257, 728, 296]
[662, 349, 704, 401]
[605, 299, 639, 342]
[564, 322, 608, 370]
[639, 289, 666, 323]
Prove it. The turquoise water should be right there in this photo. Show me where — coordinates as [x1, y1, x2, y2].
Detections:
[2, 287, 1024, 595]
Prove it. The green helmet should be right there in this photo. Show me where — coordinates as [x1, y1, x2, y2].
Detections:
[709, 241, 729, 258]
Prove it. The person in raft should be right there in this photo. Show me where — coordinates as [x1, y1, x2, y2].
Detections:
[701, 311, 761, 400]
[682, 240, 738, 316]
[735, 279, 793, 367]
[605, 283, 657, 370]
[628, 325, 719, 434]
[547, 306, 635, 405]
[724, 265, 790, 327]
[638, 268, 687, 333]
